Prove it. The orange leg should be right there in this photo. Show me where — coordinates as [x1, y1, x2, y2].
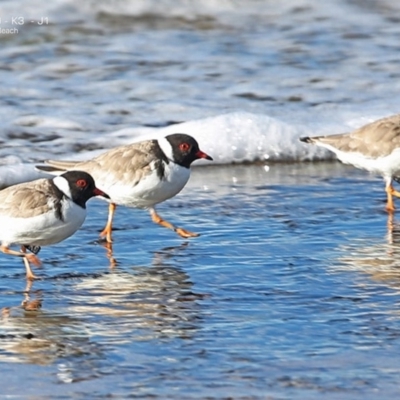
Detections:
[1, 245, 41, 280]
[149, 207, 200, 238]
[100, 203, 117, 243]
[385, 181, 400, 212]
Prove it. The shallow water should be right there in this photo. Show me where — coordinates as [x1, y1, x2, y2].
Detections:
[2, 0, 400, 398]
[2, 163, 400, 398]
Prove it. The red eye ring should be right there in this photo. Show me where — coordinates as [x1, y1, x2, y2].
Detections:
[179, 142, 190, 151]
[76, 179, 87, 187]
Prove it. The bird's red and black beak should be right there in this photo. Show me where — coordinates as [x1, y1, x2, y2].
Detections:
[195, 150, 213, 161]
[93, 187, 110, 199]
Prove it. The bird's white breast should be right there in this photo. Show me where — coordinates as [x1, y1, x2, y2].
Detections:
[0, 198, 86, 246]
[328, 145, 400, 177]
[97, 161, 191, 208]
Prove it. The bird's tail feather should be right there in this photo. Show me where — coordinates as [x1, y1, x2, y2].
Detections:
[36, 160, 79, 174]
[299, 136, 315, 144]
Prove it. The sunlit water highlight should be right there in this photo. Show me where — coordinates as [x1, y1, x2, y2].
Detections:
[1, 164, 400, 398]
[2, 0, 400, 398]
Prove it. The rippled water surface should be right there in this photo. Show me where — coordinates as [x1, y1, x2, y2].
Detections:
[3, 0, 400, 398]
[2, 164, 400, 398]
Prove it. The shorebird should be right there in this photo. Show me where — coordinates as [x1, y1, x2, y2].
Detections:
[37, 133, 213, 242]
[300, 114, 400, 211]
[0, 170, 109, 279]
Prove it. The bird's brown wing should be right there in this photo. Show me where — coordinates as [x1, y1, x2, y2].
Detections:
[0, 179, 55, 218]
[307, 114, 400, 158]
[42, 140, 164, 186]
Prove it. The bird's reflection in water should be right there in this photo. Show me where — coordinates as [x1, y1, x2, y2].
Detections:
[0, 302, 104, 381]
[0, 243, 204, 375]
[99, 240, 117, 268]
[336, 213, 400, 287]
[71, 242, 204, 341]
[2, 279, 43, 315]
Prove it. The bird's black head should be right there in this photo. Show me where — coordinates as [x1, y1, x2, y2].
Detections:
[56, 170, 110, 208]
[165, 133, 213, 168]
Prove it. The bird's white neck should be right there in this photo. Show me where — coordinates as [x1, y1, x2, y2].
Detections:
[53, 176, 72, 199]
[157, 137, 174, 161]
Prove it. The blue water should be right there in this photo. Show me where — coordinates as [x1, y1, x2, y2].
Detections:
[2, 0, 400, 398]
[2, 164, 400, 398]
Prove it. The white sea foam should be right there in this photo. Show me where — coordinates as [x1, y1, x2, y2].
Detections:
[1, 0, 400, 189]
[0, 162, 47, 190]
[2, 109, 398, 189]
[107, 112, 333, 165]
